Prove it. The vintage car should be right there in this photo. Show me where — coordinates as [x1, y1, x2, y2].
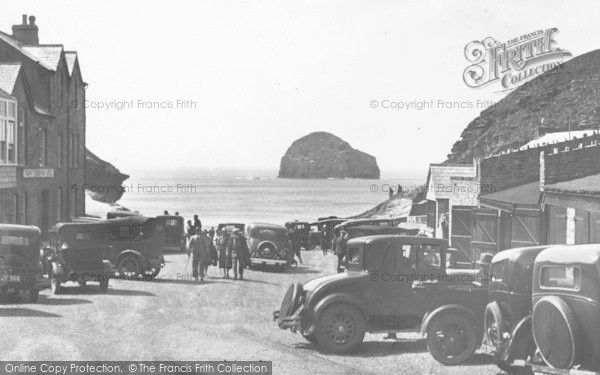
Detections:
[155, 215, 186, 252]
[45, 222, 113, 293]
[344, 224, 420, 241]
[309, 218, 347, 250]
[481, 245, 550, 372]
[217, 223, 246, 233]
[505, 244, 600, 373]
[285, 221, 311, 249]
[103, 216, 166, 277]
[333, 218, 395, 232]
[0, 224, 43, 302]
[274, 235, 488, 359]
[106, 210, 141, 220]
[246, 223, 292, 267]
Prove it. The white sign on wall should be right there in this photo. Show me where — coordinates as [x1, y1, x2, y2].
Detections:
[23, 169, 54, 178]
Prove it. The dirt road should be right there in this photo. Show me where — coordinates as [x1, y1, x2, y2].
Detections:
[0, 251, 500, 375]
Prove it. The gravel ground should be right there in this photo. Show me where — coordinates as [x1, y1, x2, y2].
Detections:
[0, 250, 501, 375]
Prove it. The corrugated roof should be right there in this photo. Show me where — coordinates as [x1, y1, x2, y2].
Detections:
[21, 45, 63, 71]
[544, 174, 600, 196]
[480, 181, 541, 205]
[0, 63, 21, 94]
[65, 51, 77, 75]
[425, 163, 479, 205]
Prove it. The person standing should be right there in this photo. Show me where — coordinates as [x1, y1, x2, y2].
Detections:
[334, 230, 348, 273]
[208, 226, 215, 240]
[230, 230, 249, 280]
[321, 225, 329, 255]
[193, 214, 202, 233]
[186, 220, 195, 240]
[217, 230, 231, 278]
[292, 227, 303, 264]
[188, 231, 210, 282]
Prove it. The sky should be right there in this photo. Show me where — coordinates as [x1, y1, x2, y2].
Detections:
[2, 0, 600, 178]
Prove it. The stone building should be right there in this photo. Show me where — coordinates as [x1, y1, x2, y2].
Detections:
[0, 15, 86, 232]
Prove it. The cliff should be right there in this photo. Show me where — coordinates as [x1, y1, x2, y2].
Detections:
[447, 49, 600, 163]
[278, 132, 380, 179]
[85, 149, 129, 203]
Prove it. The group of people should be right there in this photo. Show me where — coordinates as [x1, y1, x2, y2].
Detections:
[184, 215, 250, 282]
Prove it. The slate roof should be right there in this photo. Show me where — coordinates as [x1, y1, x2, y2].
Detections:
[425, 163, 479, 205]
[0, 31, 65, 71]
[544, 174, 600, 196]
[0, 63, 21, 94]
[65, 51, 77, 75]
[21, 45, 63, 71]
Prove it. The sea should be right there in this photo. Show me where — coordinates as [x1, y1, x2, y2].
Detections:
[87, 168, 423, 228]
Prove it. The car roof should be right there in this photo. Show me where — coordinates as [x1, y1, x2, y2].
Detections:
[536, 244, 600, 265]
[0, 224, 41, 236]
[347, 225, 413, 233]
[491, 245, 551, 264]
[348, 234, 447, 246]
[285, 221, 309, 225]
[52, 216, 152, 231]
[247, 222, 287, 230]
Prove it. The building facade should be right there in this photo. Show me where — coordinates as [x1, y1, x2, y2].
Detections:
[0, 15, 85, 232]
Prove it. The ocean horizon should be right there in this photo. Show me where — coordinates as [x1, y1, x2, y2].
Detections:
[88, 168, 424, 228]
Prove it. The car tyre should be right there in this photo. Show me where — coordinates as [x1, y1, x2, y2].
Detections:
[315, 303, 365, 354]
[426, 313, 478, 366]
[50, 270, 62, 295]
[484, 301, 505, 350]
[117, 255, 141, 278]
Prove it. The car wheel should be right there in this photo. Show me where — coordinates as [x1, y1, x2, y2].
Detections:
[99, 277, 109, 293]
[258, 244, 276, 258]
[484, 301, 505, 351]
[426, 313, 478, 366]
[315, 303, 366, 354]
[117, 255, 141, 278]
[28, 288, 39, 303]
[50, 271, 62, 295]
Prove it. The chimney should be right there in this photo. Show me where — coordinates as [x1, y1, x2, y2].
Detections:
[12, 15, 39, 45]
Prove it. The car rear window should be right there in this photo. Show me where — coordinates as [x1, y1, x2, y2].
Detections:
[540, 266, 581, 290]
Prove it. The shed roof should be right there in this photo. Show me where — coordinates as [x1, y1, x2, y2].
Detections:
[479, 181, 541, 209]
[425, 163, 478, 205]
[544, 174, 600, 196]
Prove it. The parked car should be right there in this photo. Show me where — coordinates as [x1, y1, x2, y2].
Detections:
[344, 224, 420, 240]
[285, 221, 311, 249]
[481, 245, 549, 372]
[103, 216, 166, 277]
[309, 218, 347, 250]
[217, 223, 246, 233]
[246, 223, 292, 267]
[106, 210, 141, 220]
[274, 235, 488, 358]
[45, 222, 113, 293]
[0, 224, 43, 302]
[334, 218, 395, 232]
[505, 244, 600, 373]
[155, 215, 186, 252]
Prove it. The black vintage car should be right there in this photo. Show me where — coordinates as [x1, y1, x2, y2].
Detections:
[0, 224, 43, 302]
[481, 245, 549, 372]
[155, 215, 186, 252]
[309, 218, 347, 250]
[274, 235, 488, 359]
[284, 221, 311, 249]
[46, 222, 113, 293]
[517, 244, 600, 373]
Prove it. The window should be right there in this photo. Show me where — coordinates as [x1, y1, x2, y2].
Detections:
[57, 188, 62, 220]
[416, 244, 442, 269]
[13, 193, 19, 224]
[19, 192, 27, 224]
[0, 99, 17, 164]
[57, 133, 63, 167]
[39, 128, 47, 167]
[75, 134, 80, 167]
[540, 266, 581, 290]
[17, 106, 25, 165]
[71, 190, 77, 217]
